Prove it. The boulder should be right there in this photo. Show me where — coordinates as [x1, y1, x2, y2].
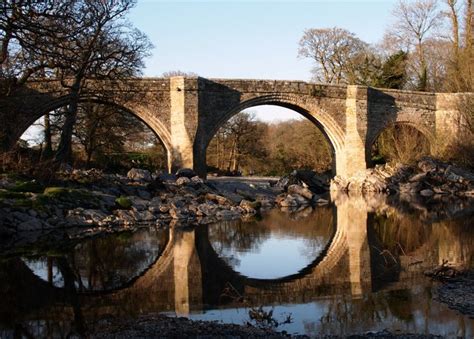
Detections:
[114, 210, 135, 224]
[409, 173, 427, 182]
[176, 168, 197, 178]
[191, 176, 204, 184]
[156, 173, 177, 182]
[276, 169, 329, 193]
[133, 210, 155, 221]
[127, 168, 152, 182]
[205, 193, 231, 206]
[279, 195, 298, 207]
[128, 196, 149, 211]
[420, 189, 435, 197]
[287, 184, 314, 200]
[196, 202, 218, 216]
[418, 158, 438, 173]
[239, 199, 259, 213]
[176, 177, 191, 186]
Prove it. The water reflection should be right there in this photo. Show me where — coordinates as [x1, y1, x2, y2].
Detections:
[0, 196, 473, 337]
[24, 228, 168, 291]
[208, 208, 334, 279]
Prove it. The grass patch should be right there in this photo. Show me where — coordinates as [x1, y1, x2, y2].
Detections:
[0, 190, 27, 200]
[10, 180, 44, 193]
[43, 187, 69, 197]
[42, 187, 101, 208]
[115, 196, 132, 209]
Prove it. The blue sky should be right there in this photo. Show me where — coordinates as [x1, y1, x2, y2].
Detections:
[129, 0, 398, 121]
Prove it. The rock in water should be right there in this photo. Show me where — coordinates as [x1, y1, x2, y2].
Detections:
[276, 169, 329, 193]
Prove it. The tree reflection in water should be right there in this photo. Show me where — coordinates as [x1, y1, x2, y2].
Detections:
[24, 228, 168, 291]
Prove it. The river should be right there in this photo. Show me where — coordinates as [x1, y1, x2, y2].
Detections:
[0, 195, 473, 337]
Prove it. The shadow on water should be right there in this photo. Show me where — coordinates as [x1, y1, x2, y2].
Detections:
[0, 196, 473, 337]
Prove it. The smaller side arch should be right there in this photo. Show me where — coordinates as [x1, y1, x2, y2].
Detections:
[11, 95, 173, 170]
[366, 121, 434, 166]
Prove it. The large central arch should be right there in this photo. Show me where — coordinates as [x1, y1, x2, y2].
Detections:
[194, 93, 346, 176]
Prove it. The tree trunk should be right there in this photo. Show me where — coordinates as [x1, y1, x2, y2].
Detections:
[42, 112, 53, 159]
[464, 0, 473, 91]
[447, 0, 461, 89]
[86, 145, 93, 168]
[54, 90, 79, 165]
[417, 38, 428, 91]
[466, 0, 473, 50]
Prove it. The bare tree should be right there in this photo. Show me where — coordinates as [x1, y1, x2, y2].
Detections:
[73, 102, 159, 168]
[0, 1, 72, 89]
[1, 1, 152, 165]
[385, 0, 444, 91]
[444, 0, 474, 91]
[298, 27, 368, 84]
[50, 1, 152, 164]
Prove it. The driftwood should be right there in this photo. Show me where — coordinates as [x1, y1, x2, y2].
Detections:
[424, 260, 460, 280]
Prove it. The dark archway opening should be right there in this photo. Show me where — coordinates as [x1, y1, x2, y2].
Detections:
[370, 124, 430, 166]
[205, 105, 334, 177]
[14, 101, 168, 174]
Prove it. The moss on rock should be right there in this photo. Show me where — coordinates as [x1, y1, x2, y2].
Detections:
[115, 196, 132, 209]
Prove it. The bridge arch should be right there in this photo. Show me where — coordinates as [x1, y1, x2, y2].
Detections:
[14, 95, 173, 171]
[194, 94, 346, 176]
[366, 120, 434, 166]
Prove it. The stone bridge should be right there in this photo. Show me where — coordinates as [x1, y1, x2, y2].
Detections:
[1, 77, 471, 178]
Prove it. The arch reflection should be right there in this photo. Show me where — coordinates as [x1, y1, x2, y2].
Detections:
[207, 207, 335, 280]
[24, 228, 169, 292]
[0, 196, 473, 337]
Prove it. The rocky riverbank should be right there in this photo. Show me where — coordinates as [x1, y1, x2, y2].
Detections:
[1, 157, 473, 250]
[89, 314, 443, 338]
[331, 157, 474, 198]
[0, 167, 281, 248]
[89, 314, 304, 338]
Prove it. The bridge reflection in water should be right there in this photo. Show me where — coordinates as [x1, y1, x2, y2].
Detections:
[0, 196, 473, 337]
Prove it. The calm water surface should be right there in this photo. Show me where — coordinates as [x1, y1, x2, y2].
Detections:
[0, 198, 473, 338]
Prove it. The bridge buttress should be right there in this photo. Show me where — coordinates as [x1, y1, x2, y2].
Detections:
[335, 86, 369, 178]
[169, 77, 197, 171]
